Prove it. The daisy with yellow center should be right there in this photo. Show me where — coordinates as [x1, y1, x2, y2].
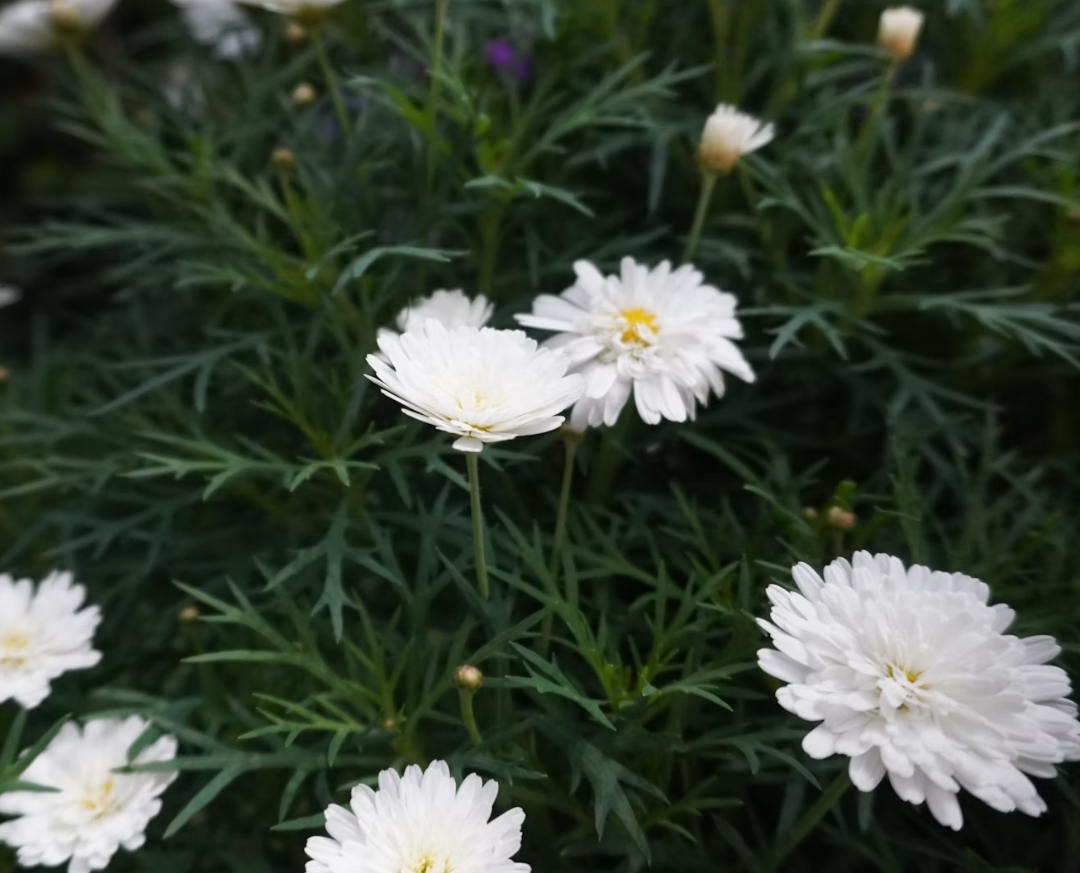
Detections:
[516, 257, 755, 430]
[0, 571, 102, 709]
[305, 760, 530, 873]
[0, 717, 178, 872]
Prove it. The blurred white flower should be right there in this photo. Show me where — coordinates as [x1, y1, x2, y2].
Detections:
[878, 6, 925, 60]
[0, 285, 21, 307]
[698, 104, 774, 175]
[305, 760, 529, 873]
[0, 716, 177, 873]
[235, 0, 343, 21]
[376, 289, 494, 359]
[0, 571, 102, 710]
[516, 257, 754, 430]
[173, 0, 260, 59]
[757, 551, 1080, 830]
[0, 0, 117, 56]
[367, 321, 584, 453]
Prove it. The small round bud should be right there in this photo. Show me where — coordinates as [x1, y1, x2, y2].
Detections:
[380, 716, 398, 732]
[1067, 205, 1080, 223]
[878, 6, 925, 61]
[826, 506, 857, 531]
[800, 507, 819, 522]
[0, 367, 10, 383]
[454, 665, 484, 693]
[291, 83, 317, 109]
[284, 21, 307, 44]
[270, 147, 297, 173]
[50, 0, 86, 36]
[178, 605, 200, 623]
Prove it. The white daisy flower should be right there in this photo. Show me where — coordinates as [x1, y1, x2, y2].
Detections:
[697, 104, 775, 175]
[515, 257, 755, 431]
[376, 289, 494, 359]
[757, 551, 1080, 830]
[235, 0, 343, 21]
[878, 6, 925, 61]
[0, 571, 102, 710]
[0, 716, 178, 873]
[173, 0, 260, 59]
[0, 0, 117, 56]
[367, 321, 584, 453]
[305, 760, 530, 873]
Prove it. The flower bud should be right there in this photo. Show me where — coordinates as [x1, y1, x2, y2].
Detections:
[1067, 205, 1080, 223]
[178, 605, 200, 622]
[454, 664, 484, 693]
[826, 506, 857, 531]
[878, 6, 925, 61]
[0, 367, 10, 383]
[698, 104, 775, 176]
[284, 21, 307, 44]
[270, 147, 296, 173]
[800, 507, 819, 522]
[291, 83, 317, 109]
[49, 0, 86, 37]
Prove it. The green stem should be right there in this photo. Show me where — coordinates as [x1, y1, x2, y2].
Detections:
[477, 208, 502, 298]
[540, 433, 580, 653]
[855, 60, 898, 171]
[1, 707, 27, 767]
[313, 34, 351, 142]
[809, 0, 845, 40]
[425, 0, 450, 189]
[773, 771, 851, 868]
[466, 452, 490, 599]
[706, 0, 730, 101]
[683, 172, 719, 264]
[459, 691, 482, 745]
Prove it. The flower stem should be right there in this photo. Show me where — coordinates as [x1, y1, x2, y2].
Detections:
[809, 0, 844, 40]
[425, 0, 450, 190]
[459, 690, 482, 745]
[313, 34, 351, 142]
[855, 60, 898, 170]
[1, 707, 27, 768]
[540, 433, 580, 653]
[773, 771, 851, 867]
[466, 452, 490, 599]
[683, 172, 719, 264]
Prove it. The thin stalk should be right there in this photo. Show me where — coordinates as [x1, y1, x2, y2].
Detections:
[540, 434, 580, 653]
[773, 771, 851, 867]
[706, 0, 730, 100]
[477, 208, 502, 298]
[466, 452, 490, 599]
[683, 172, 719, 264]
[313, 34, 351, 141]
[459, 691, 482, 745]
[809, 0, 845, 40]
[425, 0, 450, 189]
[855, 60, 898, 170]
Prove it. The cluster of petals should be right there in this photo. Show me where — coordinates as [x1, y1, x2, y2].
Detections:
[697, 104, 774, 174]
[516, 257, 754, 430]
[368, 320, 583, 453]
[376, 289, 494, 358]
[306, 760, 529, 873]
[0, 0, 117, 55]
[0, 716, 178, 873]
[0, 570, 102, 710]
[757, 551, 1080, 830]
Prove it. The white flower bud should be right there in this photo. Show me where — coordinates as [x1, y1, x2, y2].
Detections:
[697, 104, 775, 176]
[878, 6, 925, 61]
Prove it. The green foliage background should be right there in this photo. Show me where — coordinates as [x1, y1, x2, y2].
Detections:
[2, 0, 1080, 870]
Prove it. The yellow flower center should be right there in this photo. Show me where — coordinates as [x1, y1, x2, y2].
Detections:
[619, 308, 658, 345]
[78, 778, 119, 818]
[401, 852, 452, 873]
[0, 630, 31, 668]
[886, 664, 921, 685]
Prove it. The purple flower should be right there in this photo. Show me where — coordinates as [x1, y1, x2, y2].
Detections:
[484, 40, 516, 71]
